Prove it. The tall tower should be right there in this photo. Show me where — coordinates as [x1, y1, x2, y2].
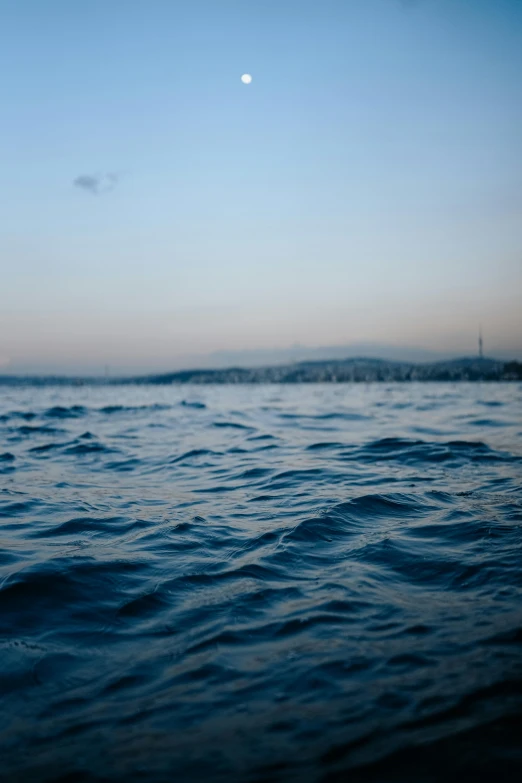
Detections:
[478, 326, 483, 359]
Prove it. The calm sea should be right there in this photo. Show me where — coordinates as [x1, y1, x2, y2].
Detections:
[1, 382, 521, 782]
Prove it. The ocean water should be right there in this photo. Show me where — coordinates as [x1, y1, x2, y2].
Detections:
[1, 382, 521, 782]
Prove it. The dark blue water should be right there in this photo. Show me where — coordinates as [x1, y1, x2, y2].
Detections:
[1, 383, 522, 782]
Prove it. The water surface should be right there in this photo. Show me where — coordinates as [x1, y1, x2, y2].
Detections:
[1, 383, 521, 781]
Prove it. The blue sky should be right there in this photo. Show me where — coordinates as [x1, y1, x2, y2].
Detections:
[1, 0, 521, 374]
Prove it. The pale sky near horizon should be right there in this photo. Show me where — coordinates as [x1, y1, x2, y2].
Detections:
[1, 0, 521, 374]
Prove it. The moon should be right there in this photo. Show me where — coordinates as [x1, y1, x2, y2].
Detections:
[241, 73, 252, 84]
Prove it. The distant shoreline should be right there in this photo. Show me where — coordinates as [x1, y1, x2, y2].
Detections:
[1, 356, 522, 385]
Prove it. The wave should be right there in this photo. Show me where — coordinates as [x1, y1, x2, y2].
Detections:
[213, 420, 254, 430]
[44, 405, 87, 419]
[353, 437, 516, 464]
[0, 410, 37, 422]
[12, 424, 65, 436]
[280, 411, 370, 421]
[169, 448, 223, 464]
[63, 441, 116, 456]
[99, 403, 172, 414]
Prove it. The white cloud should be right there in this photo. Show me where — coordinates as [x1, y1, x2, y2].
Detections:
[73, 172, 120, 195]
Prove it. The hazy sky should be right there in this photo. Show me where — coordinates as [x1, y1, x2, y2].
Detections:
[2, 0, 521, 374]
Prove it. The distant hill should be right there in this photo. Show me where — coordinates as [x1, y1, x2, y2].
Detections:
[127, 356, 521, 384]
[1, 357, 521, 386]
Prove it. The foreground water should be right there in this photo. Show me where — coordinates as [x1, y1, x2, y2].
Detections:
[1, 382, 521, 782]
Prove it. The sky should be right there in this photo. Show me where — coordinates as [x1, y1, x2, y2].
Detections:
[1, 0, 521, 375]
